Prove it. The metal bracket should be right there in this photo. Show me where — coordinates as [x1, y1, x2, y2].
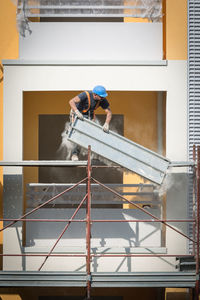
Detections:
[86, 274, 92, 282]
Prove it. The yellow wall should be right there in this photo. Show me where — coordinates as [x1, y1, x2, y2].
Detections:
[165, 0, 187, 60]
[22, 90, 164, 221]
[165, 288, 191, 300]
[124, 0, 188, 60]
[124, 0, 150, 23]
[23, 90, 163, 209]
[0, 0, 18, 269]
[23, 90, 160, 170]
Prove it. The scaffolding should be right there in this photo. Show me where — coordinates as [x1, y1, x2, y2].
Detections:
[16, 0, 162, 37]
[17, 0, 162, 20]
[0, 145, 199, 299]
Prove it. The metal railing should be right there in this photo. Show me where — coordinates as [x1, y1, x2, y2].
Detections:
[0, 145, 199, 299]
[17, 0, 162, 21]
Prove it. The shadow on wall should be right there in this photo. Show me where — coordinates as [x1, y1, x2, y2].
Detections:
[25, 208, 161, 249]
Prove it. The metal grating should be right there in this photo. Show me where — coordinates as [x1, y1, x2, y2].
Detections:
[17, 0, 162, 20]
[188, 0, 200, 253]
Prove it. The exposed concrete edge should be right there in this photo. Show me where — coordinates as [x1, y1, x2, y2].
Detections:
[2, 59, 168, 66]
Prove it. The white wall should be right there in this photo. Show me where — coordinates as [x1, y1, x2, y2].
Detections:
[2, 60, 188, 271]
[19, 22, 163, 61]
[3, 60, 188, 165]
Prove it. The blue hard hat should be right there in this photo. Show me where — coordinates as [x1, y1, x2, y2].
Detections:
[92, 85, 108, 98]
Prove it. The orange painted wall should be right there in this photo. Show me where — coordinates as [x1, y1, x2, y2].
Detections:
[23, 90, 160, 195]
[165, 0, 187, 60]
[124, 0, 149, 23]
[0, 0, 18, 269]
[0, 0, 19, 176]
[124, 0, 188, 60]
[23, 91, 159, 158]
[23, 90, 162, 214]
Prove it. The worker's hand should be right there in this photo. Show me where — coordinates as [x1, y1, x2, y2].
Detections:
[75, 109, 84, 121]
[102, 123, 109, 133]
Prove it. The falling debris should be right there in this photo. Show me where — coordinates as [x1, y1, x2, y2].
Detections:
[57, 122, 75, 160]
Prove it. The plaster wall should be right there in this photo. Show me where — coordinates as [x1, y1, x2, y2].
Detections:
[19, 22, 163, 61]
[2, 60, 188, 271]
[0, 0, 19, 270]
[3, 60, 187, 166]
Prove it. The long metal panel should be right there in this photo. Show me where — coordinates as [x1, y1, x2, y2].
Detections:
[68, 118, 170, 185]
[93, 272, 196, 282]
[0, 272, 87, 287]
[92, 282, 195, 288]
[0, 271, 195, 288]
[91, 272, 196, 288]
[0, 160, 87, 166]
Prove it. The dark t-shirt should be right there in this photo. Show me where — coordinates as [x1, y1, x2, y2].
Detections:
[76, 91, 110, 118]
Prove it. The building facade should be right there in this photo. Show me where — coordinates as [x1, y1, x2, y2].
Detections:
[0, 1, 195, 299]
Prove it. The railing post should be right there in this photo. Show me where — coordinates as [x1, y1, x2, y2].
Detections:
[193, 145, 196, 255]
[86, 146, 92, 300]
[195, 146, 200, 299]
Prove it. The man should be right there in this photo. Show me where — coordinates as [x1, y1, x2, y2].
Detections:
[69, 85, 112, 161]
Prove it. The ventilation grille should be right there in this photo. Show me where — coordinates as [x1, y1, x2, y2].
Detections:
[188, 0, 200, 254]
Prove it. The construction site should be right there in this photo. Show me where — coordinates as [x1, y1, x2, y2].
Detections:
[0, 0, 199, 299]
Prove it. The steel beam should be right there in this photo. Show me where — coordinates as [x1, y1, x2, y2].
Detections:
[0, 160, 87, 166]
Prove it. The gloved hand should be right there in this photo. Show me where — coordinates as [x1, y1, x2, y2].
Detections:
[102, 122, 109, 133]
[75, 109, 84, 120]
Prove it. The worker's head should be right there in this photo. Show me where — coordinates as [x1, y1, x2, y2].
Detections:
[92, 85, 108, 100]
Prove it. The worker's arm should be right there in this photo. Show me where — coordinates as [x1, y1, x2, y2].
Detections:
[69, 96, 81, 111]
[69, 96, 84, 120]
[104, 107, 112, 124]
[103, 107, 112, 132]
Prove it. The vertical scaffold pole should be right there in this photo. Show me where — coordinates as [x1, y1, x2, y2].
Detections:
[86, 146, 92, 300]
[196, 146, 200, 299]
[193, 145, 196, 255]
